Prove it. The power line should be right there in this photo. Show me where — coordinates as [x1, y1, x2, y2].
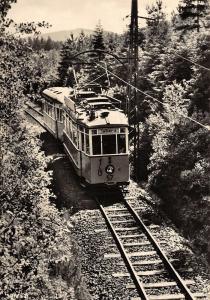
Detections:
[77, 72, 107, 90]
[172, 50, 210, 72]
[97, 63, 210, 131]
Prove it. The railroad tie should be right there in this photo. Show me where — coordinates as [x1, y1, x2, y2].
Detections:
[104, 253, 121, 258]
[149, 224, 160, 229]
[123, 240, 167, 247]
[127, 250, 156, 257]
[104, 250, 157, 259]
[103, 213, 131, 218]
[119, 232, 159, 238]
[126, 279, 195, 289]
[115, 226, 139, 231]
[97, 219, 134, 225]
[112, 269, 165, 277]
[94, 228, 107, 233]
[116, 258, 177, 266]
[119, 233, 145, 238]
[131, 293, 205, 300]
[104, 208, 128, 212]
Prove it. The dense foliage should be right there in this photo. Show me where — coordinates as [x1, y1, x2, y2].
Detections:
[137, 1, 210, 260]
[0, 2, 84, 299]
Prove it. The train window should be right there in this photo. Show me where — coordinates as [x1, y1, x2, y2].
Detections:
[66, 115, 69, 133]
[59, 110, 63, 122]
[56, 108, 62, 121]
[48, 104, 52, 117]
[64, 113, 67, 129]
[102, 135, 116, 154]
[68, 116, 72, 137]
[92, 135, 101, 155]
[81, 132, 85, 151]
[117, 134, 126, 153]
[69, 119, 73, 139]
[72, 125, 77, 146]
[85, 134, 90, 154]
[120, 128, 126, 133]
[46, 103, 49, 115]
[92, 129, 97, 135]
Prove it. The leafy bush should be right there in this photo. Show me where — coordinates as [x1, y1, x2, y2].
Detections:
[0, 3, 83, 298]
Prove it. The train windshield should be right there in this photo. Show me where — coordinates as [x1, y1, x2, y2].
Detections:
[117, 134, 126, 153]
[102, 135, 116, 154]
[91, 128, 127, 155]
[92, 135, 101, 155]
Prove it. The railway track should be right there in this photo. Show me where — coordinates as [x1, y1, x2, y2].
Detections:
[97, 197, 205, 300]
[25, 101, 207, 299]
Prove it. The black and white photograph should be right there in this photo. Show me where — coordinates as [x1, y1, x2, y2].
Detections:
[1, 0, 210, 299]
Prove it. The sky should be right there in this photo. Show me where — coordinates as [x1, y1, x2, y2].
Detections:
[8, 0, 180, 34]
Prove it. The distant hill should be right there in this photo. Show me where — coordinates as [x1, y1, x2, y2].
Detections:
[41, 28, 115, 42]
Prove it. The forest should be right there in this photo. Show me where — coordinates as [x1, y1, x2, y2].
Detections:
[0, 0, 210, 299]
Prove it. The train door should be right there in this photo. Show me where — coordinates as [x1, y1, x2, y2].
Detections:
[54, 104, 64, 140]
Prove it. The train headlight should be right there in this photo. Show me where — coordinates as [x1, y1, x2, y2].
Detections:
[105, 164, 115, 175]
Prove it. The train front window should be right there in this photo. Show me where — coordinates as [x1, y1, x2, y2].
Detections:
[102, 135, 116, 154]
[92, 135, 101, 155]
[117, 134, 126, 153]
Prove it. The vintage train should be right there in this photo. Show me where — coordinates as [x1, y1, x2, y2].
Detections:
[41, 86, 130, 189]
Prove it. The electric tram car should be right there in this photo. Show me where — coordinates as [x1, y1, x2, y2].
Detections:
[42, 86, 130, 188]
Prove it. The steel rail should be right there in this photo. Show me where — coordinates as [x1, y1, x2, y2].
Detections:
[99, 203, 149, 300]
[124, 199, 196, 300]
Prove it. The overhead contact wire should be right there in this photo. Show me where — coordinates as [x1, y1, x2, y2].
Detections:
[172, 51, 210, 72]
[97, 63, 210, 131]
[77, 72, 107, 90]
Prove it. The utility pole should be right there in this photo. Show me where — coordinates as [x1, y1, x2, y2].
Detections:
[128, 0, 139, 180]
[126, 0, 156, 180]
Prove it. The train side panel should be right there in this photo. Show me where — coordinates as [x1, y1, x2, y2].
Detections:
[43, 114, 64, 140]
[43, 114, 57, 137]
[80, 153, 91, 183]
[57, 121, 64, 140]
[63, 132, 81, 174]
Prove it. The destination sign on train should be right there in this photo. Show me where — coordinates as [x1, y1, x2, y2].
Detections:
[98, 128, 118, 134]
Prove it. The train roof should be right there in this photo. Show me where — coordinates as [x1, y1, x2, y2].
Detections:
[76, 108, 128, 128]
[43, 86, 128, 128]
[42, 87, 73, 104]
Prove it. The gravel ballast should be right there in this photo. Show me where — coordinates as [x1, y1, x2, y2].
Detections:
[70, 181, 210, 299]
